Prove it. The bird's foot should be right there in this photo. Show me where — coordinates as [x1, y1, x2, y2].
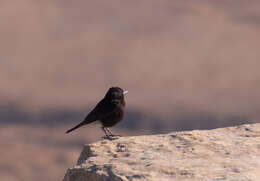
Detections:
[110, 134, 122, 137]
[102, 135, 118, 140]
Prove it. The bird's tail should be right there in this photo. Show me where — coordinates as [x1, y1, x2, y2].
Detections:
[66, 122, 85, 134]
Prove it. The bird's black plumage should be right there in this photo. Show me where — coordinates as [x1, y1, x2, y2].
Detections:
[66, 87, 127, 138]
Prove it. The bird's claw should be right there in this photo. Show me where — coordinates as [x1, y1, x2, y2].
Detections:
[102, 134, 122, 140]
[102, 135, 118, 140]
[110, 134, 122, 137]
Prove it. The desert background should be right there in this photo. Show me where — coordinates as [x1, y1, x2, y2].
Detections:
[1, 1, 260, 181]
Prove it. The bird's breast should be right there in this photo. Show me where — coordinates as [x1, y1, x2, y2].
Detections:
[101, 106, 124, 127]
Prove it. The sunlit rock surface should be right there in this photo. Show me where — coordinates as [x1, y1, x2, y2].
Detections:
[63, 123, 260, 181]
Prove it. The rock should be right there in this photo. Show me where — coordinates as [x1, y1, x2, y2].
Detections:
[63, 124, 260, 181]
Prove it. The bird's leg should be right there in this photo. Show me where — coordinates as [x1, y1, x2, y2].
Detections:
[101, 127, 115, 140]
[105, 127, 114, 136]
[102, 127, 110, 137]
[106, 128, 121, 137]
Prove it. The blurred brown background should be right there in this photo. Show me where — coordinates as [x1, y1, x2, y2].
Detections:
[1, 0, 260, 181]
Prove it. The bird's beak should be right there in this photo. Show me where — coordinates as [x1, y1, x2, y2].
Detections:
[123, 90, 128, 95]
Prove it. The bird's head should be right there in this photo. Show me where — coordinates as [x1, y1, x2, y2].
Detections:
[105, 87, 128, 100]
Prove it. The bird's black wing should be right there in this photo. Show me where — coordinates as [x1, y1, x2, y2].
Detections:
[85, 99, 119, 121]
[66, 99, 118, 133]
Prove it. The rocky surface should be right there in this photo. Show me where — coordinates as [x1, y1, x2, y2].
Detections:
[63, 124, 260, 181]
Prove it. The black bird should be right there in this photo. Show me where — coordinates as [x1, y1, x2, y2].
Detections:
[66, 87, 128, 139]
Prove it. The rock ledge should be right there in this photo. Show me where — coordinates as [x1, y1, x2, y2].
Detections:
[63, 124, 260, 181]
